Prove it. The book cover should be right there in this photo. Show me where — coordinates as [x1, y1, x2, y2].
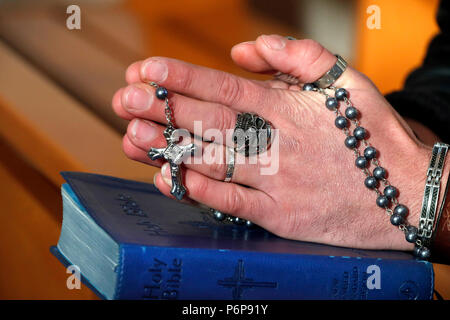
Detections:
[52, 171, 434, 300]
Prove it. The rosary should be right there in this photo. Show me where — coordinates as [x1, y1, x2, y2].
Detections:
[147, 82, 196, 201]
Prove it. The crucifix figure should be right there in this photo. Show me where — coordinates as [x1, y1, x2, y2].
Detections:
[148, 126, 196, 200]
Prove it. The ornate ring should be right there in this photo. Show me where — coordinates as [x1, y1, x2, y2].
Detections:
[232, 113, 272, 157]
[313, 55, 347, 88]
[224, 147, 235, 182]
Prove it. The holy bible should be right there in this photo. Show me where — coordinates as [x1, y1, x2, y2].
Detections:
[51, 172, 434, 300]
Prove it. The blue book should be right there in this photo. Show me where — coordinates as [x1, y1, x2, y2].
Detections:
[51, 171, 434, 300]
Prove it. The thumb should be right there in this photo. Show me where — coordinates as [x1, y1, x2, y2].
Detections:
[232, 34, 373, 90]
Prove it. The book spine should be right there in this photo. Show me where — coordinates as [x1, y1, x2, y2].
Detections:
[114, 244, 434, 300]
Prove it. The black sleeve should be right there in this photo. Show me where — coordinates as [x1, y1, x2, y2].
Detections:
[385, 0, 450, 143]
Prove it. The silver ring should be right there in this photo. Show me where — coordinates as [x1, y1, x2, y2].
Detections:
[313, 55, 347, 88]
[232, 113, 272, 157]
[224, 147, 235, 182]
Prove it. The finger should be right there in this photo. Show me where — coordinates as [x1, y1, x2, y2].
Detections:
[122, 134, 164, 167]
[112, 87, 134, 120]
[230, 41, 273, 73]
[138, 56, 276, 117]
[254, 34, 363, 88]
[124, 118, 262, 186]
[160, 161, 272, 224]
[153, 171, 199, 206]
[230, 41, 293, 90]
[118, 82, 238, 144]
[125, 60, 143, 84]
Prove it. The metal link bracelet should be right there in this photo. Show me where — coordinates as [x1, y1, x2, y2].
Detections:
[418, 142, 449, 246]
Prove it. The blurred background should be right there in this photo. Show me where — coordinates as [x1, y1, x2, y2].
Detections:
[0, 0, 448, 299]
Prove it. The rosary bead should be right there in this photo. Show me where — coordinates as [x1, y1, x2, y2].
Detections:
[334, 116, 348, 129]
[345, 136, 358, 149]
[390, 213, 404, 226]
[155, 87, 168, 100]
[384, 186, 398, 199]
[364, 176, 378, 189]
[335, 88, 348, 100]
[303, 83, 315, 91]
[405, 226, 418, 243]
[325, 97, 338, 110]
[345, 106, 358, 119]
[335, 116, 348, 129]
[413, 245, 421, 257]
[376, 195, 390, 208]
[393, 204, 408, 217]
[355, 156, 368, 169]
[417, 247, 431, 259]
[373, 166, 386, 180]
[233, 217, 245, 225]
[212, 210, 226, 221]
[353, 127, 366, 140]
[363, 146, 377, 160]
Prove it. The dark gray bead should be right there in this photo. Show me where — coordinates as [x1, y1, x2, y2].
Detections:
[413, 245, 421, 257]
[393, 204, 408, 217]
[345, 106, 358, 119]
[418, 247, 431, 259]
[363, 146, 377, 160]
[325, 97, 338, 110]
[384, 186, 398, 199]
[390, 213, 404, 226]
[364, 176, 378, 189]
[335, 116, 348, 129]
[355, 156, 367, 169]
[345, 136, 358, 149]
[155, 87, 168, 100]
[302, 83, 315, 91]
[376, 195, 390, 208]
[405, 226, 418, 243]
[353, 127, 366, 140]
[373, 166, 386, 180]
[335, 88, 348, 100]
[233, 217, 245, 225]
[212, 210, 226, 221]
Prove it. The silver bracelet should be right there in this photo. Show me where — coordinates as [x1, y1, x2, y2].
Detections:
[418, 142, 449, 246]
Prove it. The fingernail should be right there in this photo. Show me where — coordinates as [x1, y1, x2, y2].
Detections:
[261, 35, 286, 50]
[161, 163, 172, 186]
[141, 60, 168, 83]
[124, 85, 152, 111]
[153, 173, 159, 186]
[131, 119, 157, 142]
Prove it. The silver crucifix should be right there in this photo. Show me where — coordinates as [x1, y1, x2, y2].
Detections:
[148, 126, 196, 200]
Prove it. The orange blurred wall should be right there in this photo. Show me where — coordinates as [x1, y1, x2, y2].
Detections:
[355, 0, 440, 94]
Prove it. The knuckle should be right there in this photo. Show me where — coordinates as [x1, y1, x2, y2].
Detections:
[191, 175, 210, 199]
[216, 73, 243, 106]
[178, 65, 195, 91]
[212, 106, 235, 136]
[208, 160, 227, 180]
[223, 185, 246, 215]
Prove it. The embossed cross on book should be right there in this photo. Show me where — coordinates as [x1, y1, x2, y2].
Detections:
[148, 126, 196, 200]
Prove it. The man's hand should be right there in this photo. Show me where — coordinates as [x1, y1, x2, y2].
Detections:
[112, 34, 433, 250]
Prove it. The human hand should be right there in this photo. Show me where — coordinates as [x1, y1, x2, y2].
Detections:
[112, 34, 436, 250]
